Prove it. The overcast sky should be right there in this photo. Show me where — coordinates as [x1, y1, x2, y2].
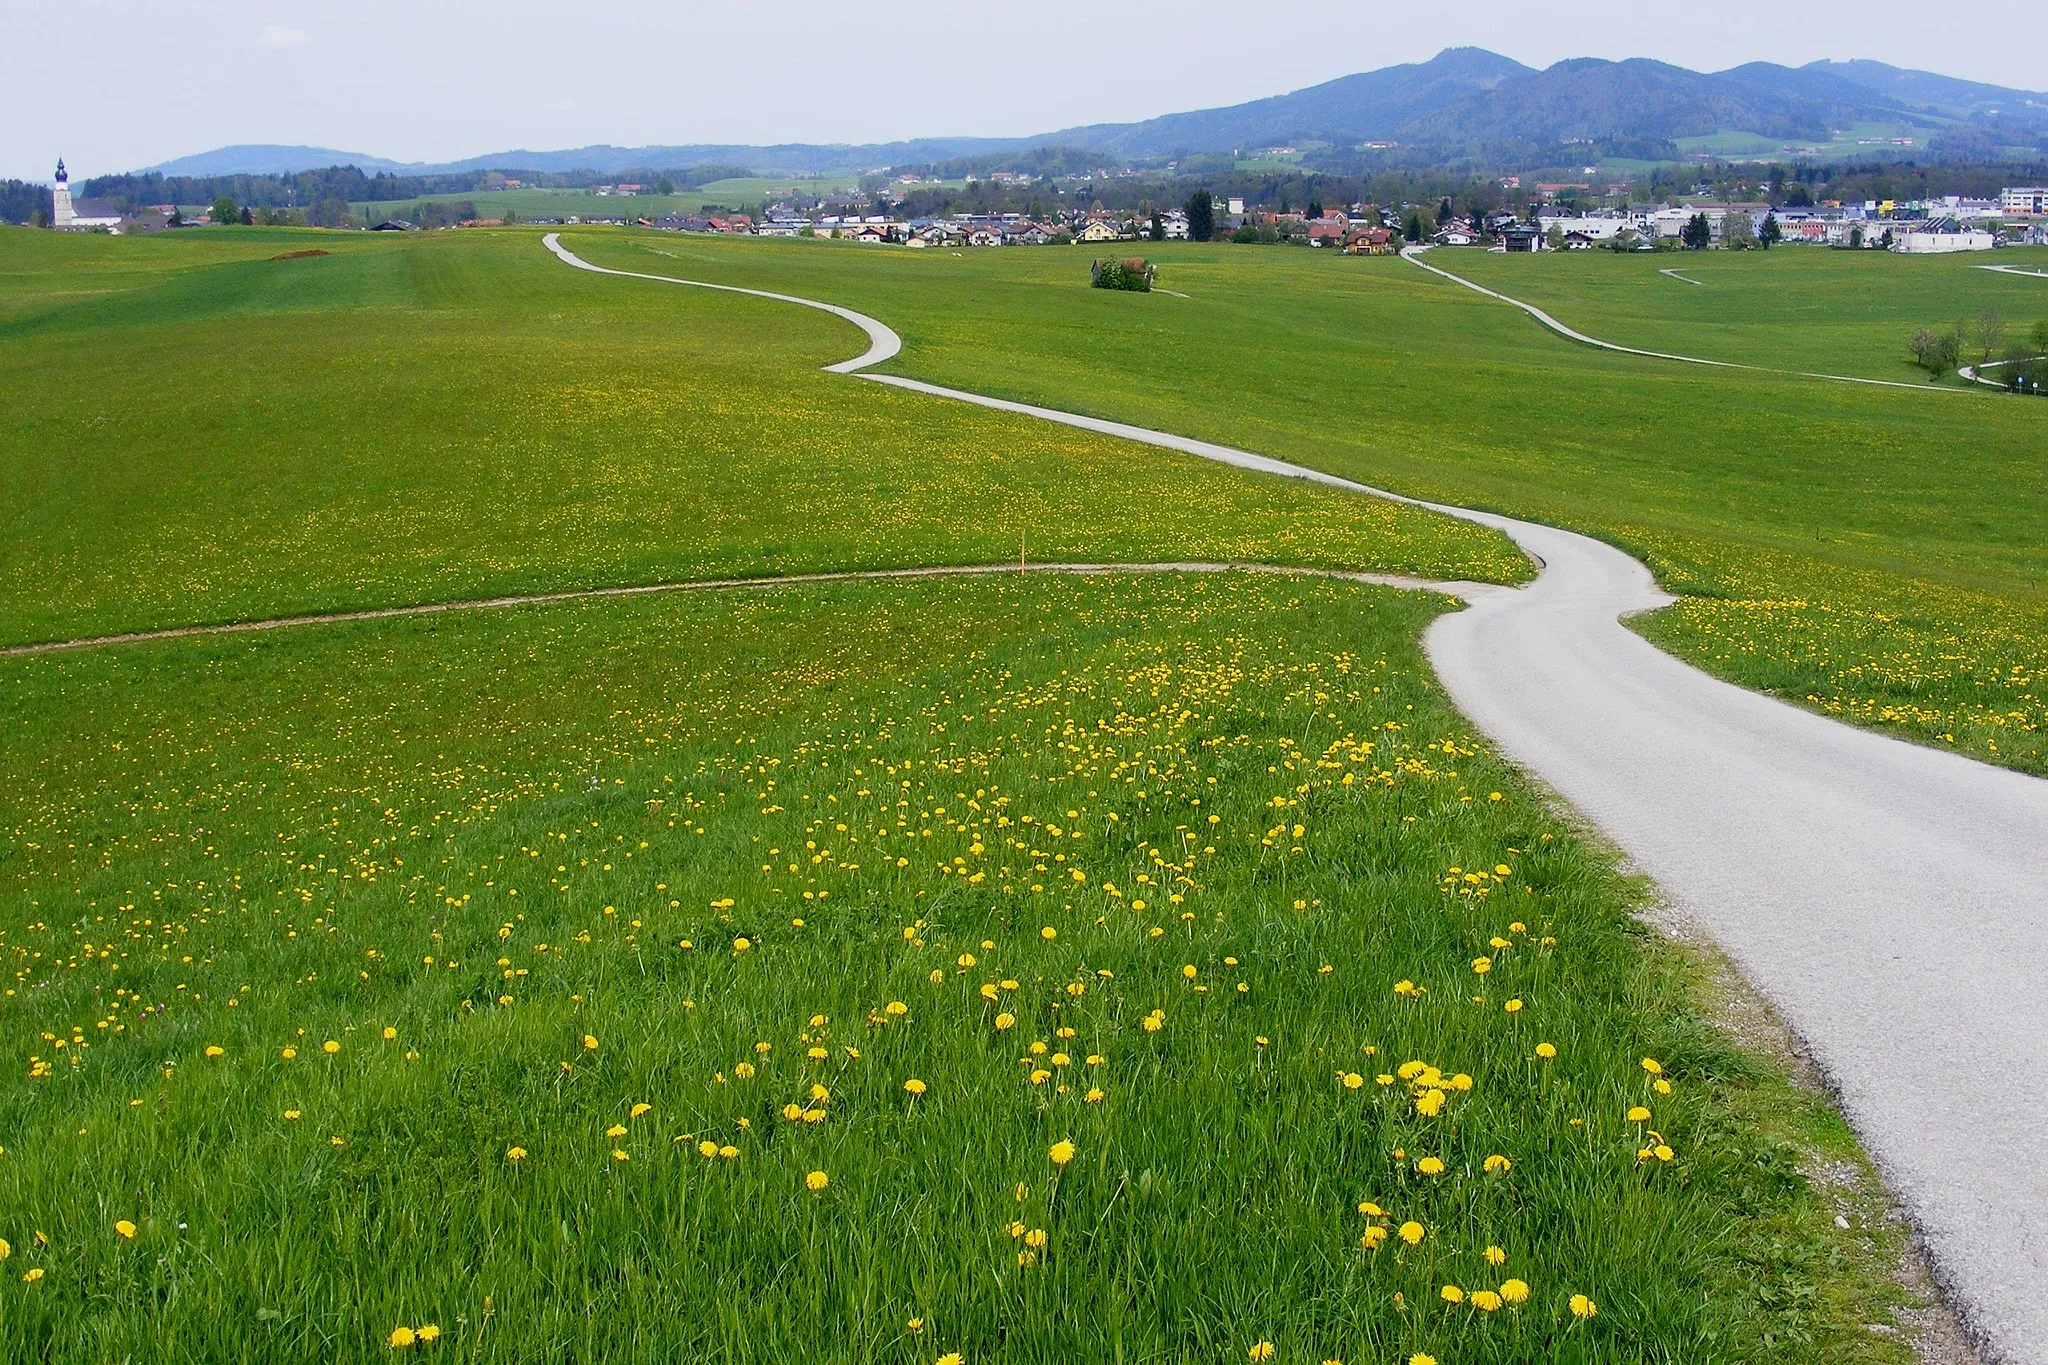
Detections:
[9, 0, 2045, 181]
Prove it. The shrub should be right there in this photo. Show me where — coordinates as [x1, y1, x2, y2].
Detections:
[1090, 258, 1155, 292]
[1232, 224, 1259, 244]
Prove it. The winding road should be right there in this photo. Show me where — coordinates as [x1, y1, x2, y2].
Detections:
[538, 233, 2048, 1361]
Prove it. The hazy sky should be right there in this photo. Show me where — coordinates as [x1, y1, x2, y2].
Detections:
[9, 0, 2045, 180]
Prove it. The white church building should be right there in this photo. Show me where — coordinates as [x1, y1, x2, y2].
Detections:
[52, 160, 125, 230]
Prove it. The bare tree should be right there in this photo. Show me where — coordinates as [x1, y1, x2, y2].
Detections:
[1973, 305, 2006, 364]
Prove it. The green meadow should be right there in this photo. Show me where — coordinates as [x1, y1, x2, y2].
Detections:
[0, 220, 2013, 1360]
[0, 572, 1926, 1362]
[565, 230, 2048, 771]
[1437, 243, 2048, 381]
[0, 227, 1517, 647]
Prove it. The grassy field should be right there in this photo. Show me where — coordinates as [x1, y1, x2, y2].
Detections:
[563, 230, 2048, 772]
[1436, 243, 2048, 382]
[346, 179, 859, 224]
[0, 570, 1932, 1361]
[0, 226, 1522, 647]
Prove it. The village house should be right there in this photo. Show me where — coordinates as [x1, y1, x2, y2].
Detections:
[1497, 223, 1545, 252]
[1343, 227, 1395, 256]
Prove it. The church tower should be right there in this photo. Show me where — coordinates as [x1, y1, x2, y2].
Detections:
[52, 158, 76, 228]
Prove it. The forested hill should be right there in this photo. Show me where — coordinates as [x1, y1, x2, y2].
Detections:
[123, 49, 2048, 180]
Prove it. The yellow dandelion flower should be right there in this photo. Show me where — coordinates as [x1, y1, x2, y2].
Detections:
[280, 1047, 297, 1060]
[1535, 1042, 1557, 1059]
[1023, 1228, 1048, 1249]
[582, 1035, 599, 1051]
[698, 1140, 719, 1158]
[389, 1326, 416, 1348]
[22, 1267, 45, 1283]
[606, 1124, 628, 1139]
[1471, 957, 1492, 975]
[1471, 1289, 1503, 1312]
[1485, 1245, 1507, 1265]
[1398, 1220, 1425, 1246]
[416, 1325, 440, 1342]
[1048, 1139, 1076, 1166]
[1627, 1106, 1650, 1122]
[1359, 1226, 1387, 1250]
[1440, 1284, 1464, 1304]
[994, 1013, 1016, 1031]
[1483, 1154, 1511, 1174]
[1500, 1278, 1530, 1305]
[505, 1147, 527, 1161]
[1641, 1057, 1662, 1075]
[114, 1220, 137, 1240]
[904, 1078, 927, 1096]
[1570, 1293, 1598, 1320]
[806, 1170, 830, 1192]
[381, 1027, 397, 1041]
[1415, 1156, 1445, 1176]
[1341, 1072, 1364, 1090]
[203, 1045, 224, 1059]
[630, 1103, 652, 1118]
[1248, 1343, 1276, 1361]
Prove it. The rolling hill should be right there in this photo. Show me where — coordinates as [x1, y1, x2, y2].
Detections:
[135, 49, 2048, 179]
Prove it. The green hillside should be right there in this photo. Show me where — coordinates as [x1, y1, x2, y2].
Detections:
[0, 221, 2001, 1360]
[564, 230, 2048, 773]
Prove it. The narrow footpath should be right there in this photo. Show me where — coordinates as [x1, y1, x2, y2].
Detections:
[542, 233, 2048, 1362]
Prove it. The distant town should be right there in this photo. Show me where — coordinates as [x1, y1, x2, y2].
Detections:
[18, 156, 2048, 254]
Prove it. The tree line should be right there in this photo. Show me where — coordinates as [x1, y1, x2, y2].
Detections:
[1908, 307, 2048, 391]
[0, 180, 54, 225]
[73, 163, 759, 214]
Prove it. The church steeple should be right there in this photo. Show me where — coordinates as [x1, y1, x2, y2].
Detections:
[55, 158, 67, 184]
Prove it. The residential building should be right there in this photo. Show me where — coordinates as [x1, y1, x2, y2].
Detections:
[2000, 187, 2048, 215]
[1497, 223, 1544, 252]
[1893, 220, 1998, 253]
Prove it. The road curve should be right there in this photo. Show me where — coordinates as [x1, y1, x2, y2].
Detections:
[1400, 245, 1973, 394]
[543, 233, 2048, 1362]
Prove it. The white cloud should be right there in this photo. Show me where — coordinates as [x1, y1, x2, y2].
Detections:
[261, 25, 307, 50]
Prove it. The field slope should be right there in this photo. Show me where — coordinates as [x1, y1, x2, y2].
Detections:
[563, 230, 2048, 773]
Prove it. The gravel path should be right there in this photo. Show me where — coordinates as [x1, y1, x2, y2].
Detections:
[1, 561, 1495, 658]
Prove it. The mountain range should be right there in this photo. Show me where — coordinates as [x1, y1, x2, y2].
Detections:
[141, 48, 2048, 179]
